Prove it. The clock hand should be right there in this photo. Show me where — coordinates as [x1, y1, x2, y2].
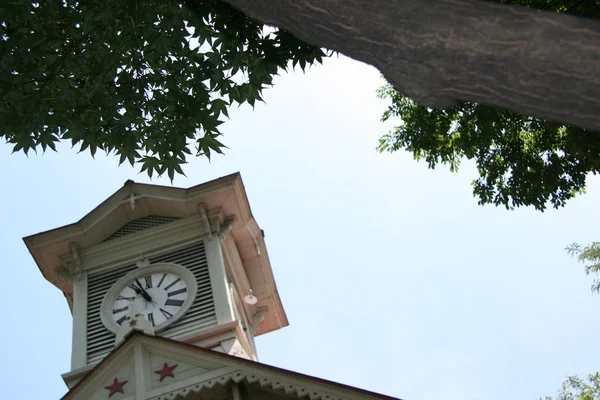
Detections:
[138, 287, 152, 302]
[127, 285, 149, 309]
[129, 285, 142, 295]
[134, 278, 153, 302]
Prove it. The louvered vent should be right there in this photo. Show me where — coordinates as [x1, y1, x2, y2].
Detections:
[103, 215, 182, 242]
[86, 241, 216, 364]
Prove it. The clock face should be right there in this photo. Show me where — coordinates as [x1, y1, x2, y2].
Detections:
[112, 272, 188, 328]
[100, 263, 198, 333]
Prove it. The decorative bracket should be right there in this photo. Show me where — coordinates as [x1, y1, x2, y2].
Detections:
[251, 307, 268, 335]
[70, 243, 83, 279]
[197, 204, 212, 238]
[198, 204, 235, 239]
[56, 243, 83, 282]
[218, 216, 236, 240]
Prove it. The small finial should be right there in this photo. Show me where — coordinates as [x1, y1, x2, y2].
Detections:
[136, 254, 150, 268]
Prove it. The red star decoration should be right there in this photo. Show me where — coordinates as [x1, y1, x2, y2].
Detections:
[155, 362, 177, 382]
[129, 319, 137, 327]
[104, 378, 127, 398]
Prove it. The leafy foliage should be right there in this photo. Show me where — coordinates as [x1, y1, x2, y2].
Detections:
[0, 0, 325, 179]
[377, 0, 600, 211]
[545, 245, 600, 400]
[541, 374, 600, 400]
[540, 246, 600, 400]
[566, 242, 600, 294]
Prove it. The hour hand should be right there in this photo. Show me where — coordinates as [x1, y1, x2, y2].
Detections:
[128, 284, 142, 295]
[135, 279, 153, 302]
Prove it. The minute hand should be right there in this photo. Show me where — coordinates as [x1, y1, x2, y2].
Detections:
[135, 279, 153, 302]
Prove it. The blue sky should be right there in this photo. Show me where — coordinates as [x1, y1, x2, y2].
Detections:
[1, 55, 599, 400]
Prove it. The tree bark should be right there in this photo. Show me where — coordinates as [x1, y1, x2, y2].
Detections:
[221, 0, 600, 131]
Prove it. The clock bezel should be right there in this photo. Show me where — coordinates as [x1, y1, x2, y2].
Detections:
[99, 262, 198, 334]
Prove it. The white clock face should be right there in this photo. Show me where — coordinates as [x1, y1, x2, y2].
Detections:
[111, 272, 189, 328]
[100, 263, 198, 333]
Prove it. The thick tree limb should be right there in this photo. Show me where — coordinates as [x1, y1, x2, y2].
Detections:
[220, 0, 600, 131]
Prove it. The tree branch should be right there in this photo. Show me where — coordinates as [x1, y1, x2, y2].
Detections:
[219, 0, 600, 131]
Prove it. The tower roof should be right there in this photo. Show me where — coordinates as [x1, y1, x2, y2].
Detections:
[24, 173, 287, 336]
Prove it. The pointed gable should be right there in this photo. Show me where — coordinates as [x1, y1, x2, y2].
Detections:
[62, 332, 401, 400]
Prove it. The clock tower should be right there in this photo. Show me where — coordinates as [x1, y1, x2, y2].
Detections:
[24, 173, 286, 388]
[25, 173, 399, 400]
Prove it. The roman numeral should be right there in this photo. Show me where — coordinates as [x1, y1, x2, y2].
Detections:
[163, 278, 181, 291]
[160, 308, 174, 319]
[157, 274, 167, 288]
[165, 299, 184, 307]
[148, 313, 155, 326]
[117, 295, 135, 301]
[116, 315, 128, 326]
[144, 275, 153, 289]
[112, 306, 129, 314]
[167, 288, 187, 297]
[128, 284, 140, 293]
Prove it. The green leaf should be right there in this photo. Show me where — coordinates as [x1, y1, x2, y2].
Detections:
[377, 81, 600, 211]
[0, 0, 328, 178]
